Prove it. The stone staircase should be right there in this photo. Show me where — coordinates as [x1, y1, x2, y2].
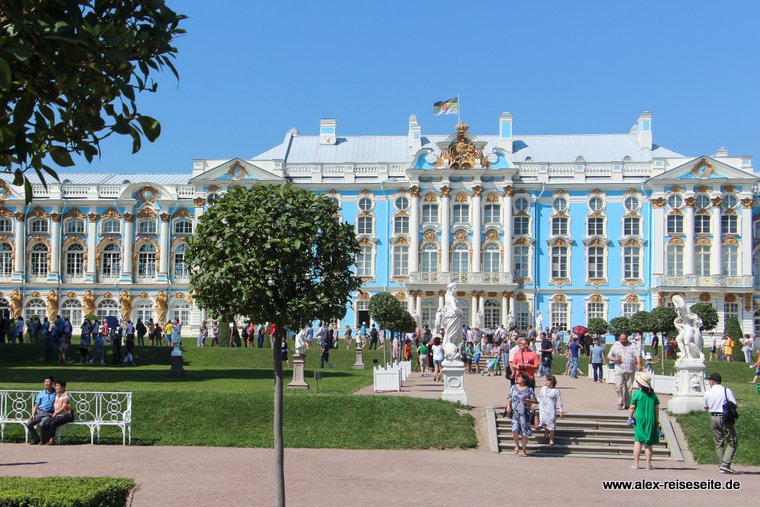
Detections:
[489, 409, 681, 460]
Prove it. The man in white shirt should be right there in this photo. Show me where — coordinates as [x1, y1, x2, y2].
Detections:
[709, 334, 718, 361]
[703, 373, 738, 474]
[607, 333, 641, 409]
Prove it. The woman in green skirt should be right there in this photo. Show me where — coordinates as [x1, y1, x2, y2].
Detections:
[628, 371, 660, 470]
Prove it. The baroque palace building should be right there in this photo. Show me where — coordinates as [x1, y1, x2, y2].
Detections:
[1, 111, 759, 337]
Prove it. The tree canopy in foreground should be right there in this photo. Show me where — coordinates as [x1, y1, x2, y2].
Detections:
[0, 0, 185, 200]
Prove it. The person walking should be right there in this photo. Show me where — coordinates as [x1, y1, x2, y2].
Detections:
[590, 339, 605, 382]
[343, 325, 352, 350]
[724, 335, 735, 362]
[741, 334, 753, 363]
[708, 334, 718, 361]
[628, 372, 660, 470]
[431, 337, 444, 382]
[506, 372, 537, 457]
[567, 337, 581, 378]
[608, 333, 641, 409]
[212, 321, 220, 347]
[539, 332, 553, 376]
[703, 373, 738, 474]
[136, 318, 147, 347]
[538, 374, 564, 446]
[749, 355, 760, 384]
[320, 329, 333, 369]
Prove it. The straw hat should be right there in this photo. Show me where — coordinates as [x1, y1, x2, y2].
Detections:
[634, 371, 652, 390]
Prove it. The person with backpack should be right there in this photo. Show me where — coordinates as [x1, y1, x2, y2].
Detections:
[136, 317, 147, 347]
[320, 327, 334, 368]
[703, 373, 739, 474]
[368, 324, 379, 350]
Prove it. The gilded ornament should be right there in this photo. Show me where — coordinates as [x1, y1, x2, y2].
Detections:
[88, 213, 98, 223]
[684, 196, 696, 208]
[503, 185, 515, 197]
[486, 193, 499, 203]
[440, 186, 451, 197]
[472, 185, 483, 197]
[193, 197, 206, 208]
[552, 293, 567, 303]
[624, 294, 640, 303]
[651, 197, 666, 209]
[424, 193, 437, 203]
[50, 213, 61, 223]
[741, 197, 754, 209]
[228, 161, 248, 180]
[711, 197, 722, 208]
[139, 186, 160, 202]
[409, 186, 420, 197]
[590, 294, 603, 303]
[160, 212, 170, 223]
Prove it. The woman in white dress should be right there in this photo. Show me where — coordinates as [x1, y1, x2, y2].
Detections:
[538, 374, 564, 446]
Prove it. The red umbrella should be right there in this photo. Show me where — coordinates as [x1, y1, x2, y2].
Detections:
[572, 325, 588, 337]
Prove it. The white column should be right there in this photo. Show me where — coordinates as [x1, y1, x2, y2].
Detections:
[471, 293, 478, 327]
[501, 292, 509, 325]
[652, 202, 665, 275]
[49, 210, 61, 280]
[438, 292, 445, 309]
[440, 188, 450, 273]
[159, 212, 170, 277]
[86, 210, 97, 281]
[472, 187, 482, 273]
[13, 211, 25, 279]
[684, 201, 695, 276]
[409, 187, 420, 274]
[406, 292, 414, 314]
[122, 211, 134, 281]
[503, 186, 513, 276]
[415, 293, 423, 325]
[741, 198, 753, 276]
[193, 198, 205, 228]
[710, 201, 722, 277]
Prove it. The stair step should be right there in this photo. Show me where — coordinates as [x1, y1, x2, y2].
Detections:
[525, 436, 668, 447]
[521, 452, 672, 461]
[497, 420, 631, 430]
[498, 443, 670, 455]
[494, 410, 627, 422]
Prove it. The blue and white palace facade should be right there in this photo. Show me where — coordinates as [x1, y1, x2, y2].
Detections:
[1, 112, 759, 336]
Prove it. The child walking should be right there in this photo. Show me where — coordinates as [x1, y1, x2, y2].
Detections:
[537, 374, 564, 446]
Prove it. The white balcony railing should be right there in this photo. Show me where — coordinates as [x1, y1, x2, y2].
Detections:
[409, 271, 513, 285]
[653, 275, 753, 288]
[97, 185, 121, 198]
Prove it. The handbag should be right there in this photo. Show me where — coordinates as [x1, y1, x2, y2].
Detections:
[722, 387, 739, 425]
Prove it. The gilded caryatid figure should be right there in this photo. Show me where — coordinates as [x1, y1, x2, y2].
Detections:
[83, 290, 96, 317]
[10, 289, 22, 319]
[119, 290, 132, 322]
[46, 290, 58, 322]
[155, 290, 168, 324]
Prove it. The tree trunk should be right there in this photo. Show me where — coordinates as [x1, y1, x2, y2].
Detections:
[273, 328, 285, 506]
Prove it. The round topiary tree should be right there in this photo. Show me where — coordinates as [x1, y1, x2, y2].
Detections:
[629, 311, 655, 335]
[608, 316, 630, 339]
[651, 306, 678, 339]
[587, 318, 609, 340]
[690, 302, 719, 332]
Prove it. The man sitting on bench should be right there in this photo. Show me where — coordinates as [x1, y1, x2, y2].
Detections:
[25, 376, 56, 445]
[45, 379, 74, 446]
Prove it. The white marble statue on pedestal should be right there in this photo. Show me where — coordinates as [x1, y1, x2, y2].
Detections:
[506, 312, 514, 330]
[434, 306, 444, 336]
[534, 311, 543, 333]
[673, 295, 705, 365]
[475, 310, 483, 330]
[295, 327, 307, 356]
[441, 282, 464, 365]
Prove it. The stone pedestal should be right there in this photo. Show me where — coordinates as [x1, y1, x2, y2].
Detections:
[287, 354, 309, 390]
[441, 361, 468, 404]
[667, 359, 706, 414]
[169, 351, 184, 377]
[353, 348, 365, 369]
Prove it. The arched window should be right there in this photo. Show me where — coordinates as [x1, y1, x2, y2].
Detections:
[25, 298, 46, 321]
[64, 243, 85, 280]
[174, 219, 193, 235]
[137, 218, 157, 234]
[101, 219, 120, 234]
[101, 243, 121, 280]
[64, 218, 84, 234]
[137, 243, 157, 279]
[666, 244, 683, 276]
[173, 243, 188, 279]
[171, 301, 191, 326]
[29, 218, 48, 233]
[483, 243, 500, 273]
[29, 243, 48, 278]
[134, 300, 154, 322]
[0, 218, 12, 233]
[483, 299, 500, 330]
[0, 243, 12, 277]
[97, 299, 118, 320]
[0, 297, 9, 319]
[61, 299, 83, 327]
[421, 243, 438, 273]
[421, 298, 437, 328]
[451, 243, 469, 273]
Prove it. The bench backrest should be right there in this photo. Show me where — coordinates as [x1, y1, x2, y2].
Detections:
[0, 390, 132, 423]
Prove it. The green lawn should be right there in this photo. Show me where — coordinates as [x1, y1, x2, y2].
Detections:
[0, 343, 476, 449]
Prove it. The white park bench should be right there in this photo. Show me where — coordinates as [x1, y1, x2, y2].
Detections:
[0, 390, 132, 445]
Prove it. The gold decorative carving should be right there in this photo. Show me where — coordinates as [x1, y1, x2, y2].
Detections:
[651, 197, 666, 209]
[624, 294, 640, 303]
[690, 158, 714, 178]
[589, 293, 603, 303]
[745, 293, 752, 312]
[31, 291, 40, 298]
[172, 208, 193, 219]
[587, 238, 606, 247]
[723, 184, 736, 193]
[137, 206, 157, 220]
[440, 186, 451, 197]
[174, 292, 186, 299]
[156, 291, 168, 323]
[711, 197, 722, 208]
[550, 278, 571, 287]
[696, 185, 709, 193]
[88, 213, 98, 223]
[356, 291, 369, 301]
[160, 212, 170, 223]
[722, 236, 739, 245]
[423, 230, 437, 241]
[551, 293, 567, 303]
[741, 197, 754, 209]
[725, 293, 736, 303]
[670, 185, 683, 193]
[227, 161, 248, 180]
[138, 186, 160, 202]
[123, 213, 134, 222]
[394, 292, 406, 301]
[29, 207, 49, 219]
[515, 277, 532, 285]
[425, 290, 435, 297]
[83, 290, 96, 316]
[503, 185, 515, 197]
[100, 208, 122, 220]
[409, 186, 420, 197]
[668, 237, 684, 245]
[14, 212, 24, 221]
[454, 193, 468, 203]
[486, 230, 499, 240]
[424, 193, 438, 203]
[193, 197, 206, 208]
[472, 185, 483, 197]
[622, 279, 644, 287]
[454, 230, 467, 241]
[684, 196, 696, 208]
[10, 289, 22, 318]
[103, 292, 113, 299]
[358, 237, 373, 246]
[394, 237, 409, 246]
[551, 238, 569, 247]
[46, 290, 58, 321]
[441, 123, 489, 169]
[63, 208, 86, 221]
[695, 237, 711, 246]
[515, 292, 527, 302]
[513, 237, 531, 246]
[698, 292, 711, 302]
[485, 193, 499, 203]
[0, 207, 11, 218]
[50, 213, 61, 223]
[588, 278, 608, 288]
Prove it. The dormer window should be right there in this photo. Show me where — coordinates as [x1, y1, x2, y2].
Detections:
[137, 219, 157, 234]
[30, 218, 48, 233]
[64, 218, 84, 234]
[174, 219, 193, 235]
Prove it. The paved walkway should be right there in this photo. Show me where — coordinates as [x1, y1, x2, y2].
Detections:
[2, 367, 758, 506]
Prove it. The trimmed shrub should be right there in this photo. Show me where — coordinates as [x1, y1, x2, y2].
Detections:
[0, 477, 136, 507]
[725, 316, 743, 361]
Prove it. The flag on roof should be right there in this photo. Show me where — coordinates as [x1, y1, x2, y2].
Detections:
[433, 97, 459, 116]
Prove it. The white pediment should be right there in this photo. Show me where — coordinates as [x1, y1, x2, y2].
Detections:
[189, 158, 285, 184]
[647, 156, 757, 186]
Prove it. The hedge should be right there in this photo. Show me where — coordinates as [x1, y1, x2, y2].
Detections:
[0, 477, 135, 507]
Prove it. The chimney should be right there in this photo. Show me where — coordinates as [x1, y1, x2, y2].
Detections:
[636, 111, 652, 150]
[319, 118, 336, 145]
[714, 147, 728, 158]
[408, 114, 422, 153]
[498, 112, 513, 153]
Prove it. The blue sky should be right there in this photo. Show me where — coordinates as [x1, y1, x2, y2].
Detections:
[74, 0, 760, 173]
